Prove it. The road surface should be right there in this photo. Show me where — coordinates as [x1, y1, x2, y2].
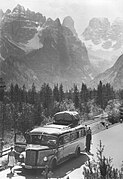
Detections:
[0, 123, 123, 179]
[91, 123, 123, 169]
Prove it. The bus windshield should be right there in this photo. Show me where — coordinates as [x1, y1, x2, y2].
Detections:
[28, 134, 57, 147]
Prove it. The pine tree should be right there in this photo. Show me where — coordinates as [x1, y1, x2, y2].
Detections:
[10, 83, 14, 103]
[21, 84, 27, 103]
[83, 141, 119, 179]
[40, 83, 47, 108]
[96, 81, 103, 109]
[33, 102, 43, 126]
[30, 83, 36, 104]
[40, 83, 53, 115]
[65, 89, 73, 100]
[73, 84, 79, 109]
[53, 84, 59, 102]
[59, 83, 64, 102]
[80, 83, 88, 103]
[14, 84, 20, 103]
[17, 103, 34, 136]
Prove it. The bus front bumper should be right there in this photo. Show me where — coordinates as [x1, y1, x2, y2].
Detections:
[21, 163, 46, 169]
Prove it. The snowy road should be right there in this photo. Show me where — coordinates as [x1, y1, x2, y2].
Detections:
[91, 123, 123, 169]
[0, 123, 123, 179]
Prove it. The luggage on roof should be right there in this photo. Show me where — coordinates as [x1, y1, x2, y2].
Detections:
[53, 111, 80, 126]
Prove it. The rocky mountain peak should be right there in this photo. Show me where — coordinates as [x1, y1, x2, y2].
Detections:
[5, 9, 11, 15]
[54, 18, 61, 27]
[0, 9, 4, 16]
[89, 17, 110, 28]
[0, 9, 4, 22]
[91, 54, 123, 90]
[12, 4, 25, 15]
[43, 18, 61, 28]
[113, 17, 123, 24]
[82, 17, 123, 50]
[112, 17, 123, 32]
[0, 4, 97, 89]
[83, 17, 110, 43]
[43, 18, 54, 27]
[62, 16, 77, 36]
[1, 5, 46, 44]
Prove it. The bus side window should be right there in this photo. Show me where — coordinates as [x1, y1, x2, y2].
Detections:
[81, 128, 86, 137]
[59, 136, 64, 146]
[63, 134, 70, 144]
[76, 131, 79, 138]
[71, 132, 77, 141]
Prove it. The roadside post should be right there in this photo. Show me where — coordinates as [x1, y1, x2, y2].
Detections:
[0, 78, 6, 157]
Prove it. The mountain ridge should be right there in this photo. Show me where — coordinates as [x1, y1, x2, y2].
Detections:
[0, 4, 97, 89]
[82, 17, 123, 73]
[90, 54, 123, 90]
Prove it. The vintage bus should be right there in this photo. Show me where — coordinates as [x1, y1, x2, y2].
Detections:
[16, 111, 86, 170]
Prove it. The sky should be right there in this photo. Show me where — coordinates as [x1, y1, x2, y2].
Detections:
[1, 0, 123, 34]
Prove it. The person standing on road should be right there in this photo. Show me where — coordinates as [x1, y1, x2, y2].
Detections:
[8, 147, 18, 174]
[85, 125, 88, 132]
[86, 127, 92, 153]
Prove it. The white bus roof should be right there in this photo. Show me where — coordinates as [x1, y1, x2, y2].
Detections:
[30, 123, 84, 136]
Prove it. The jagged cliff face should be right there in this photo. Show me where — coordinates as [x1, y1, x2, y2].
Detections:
[0, 4, 46, 57]
[62, 16, 78, 37]
[83, 17, 123, 50]
[1, 55, 40, 89]
[0, 5, 96, 89]
[82, 17, 123, 73]
[91, 54, 123, 90]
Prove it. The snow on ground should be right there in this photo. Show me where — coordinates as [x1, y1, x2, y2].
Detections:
[91, 123, 123, 169]
[0, 123, 123, 179]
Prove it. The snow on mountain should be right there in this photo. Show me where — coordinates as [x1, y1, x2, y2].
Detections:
[82, 17, 123, 50]
[81, 17, 123, 72]
[0, 5, 97, 89]
[25, 33, 43, 50]
[80, 37, 113, 52]
[18, 33, 43, 52]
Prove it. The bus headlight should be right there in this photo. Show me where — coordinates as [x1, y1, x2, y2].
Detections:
[19, 154, 24, 159]
[43, 156, 48, 162]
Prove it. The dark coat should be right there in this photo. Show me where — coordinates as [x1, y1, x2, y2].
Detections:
[86, 129, 92, 152]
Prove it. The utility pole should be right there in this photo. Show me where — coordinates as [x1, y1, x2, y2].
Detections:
[0, 78, 6, 157]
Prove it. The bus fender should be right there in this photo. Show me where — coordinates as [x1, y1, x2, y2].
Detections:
[49, 156, 57, 170]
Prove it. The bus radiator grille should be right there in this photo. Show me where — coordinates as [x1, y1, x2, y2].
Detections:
[26, 150, 37, 166]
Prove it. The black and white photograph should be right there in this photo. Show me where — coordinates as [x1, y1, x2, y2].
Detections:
[0, 0, 123, 178]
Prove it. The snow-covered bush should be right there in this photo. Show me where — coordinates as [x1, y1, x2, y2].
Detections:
[83, 141, 123, 179]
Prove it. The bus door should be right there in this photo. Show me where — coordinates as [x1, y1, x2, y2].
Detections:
[14, 132, 27, 155]
[57, 136, 64, 162]
[63, 133, 72, 158]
